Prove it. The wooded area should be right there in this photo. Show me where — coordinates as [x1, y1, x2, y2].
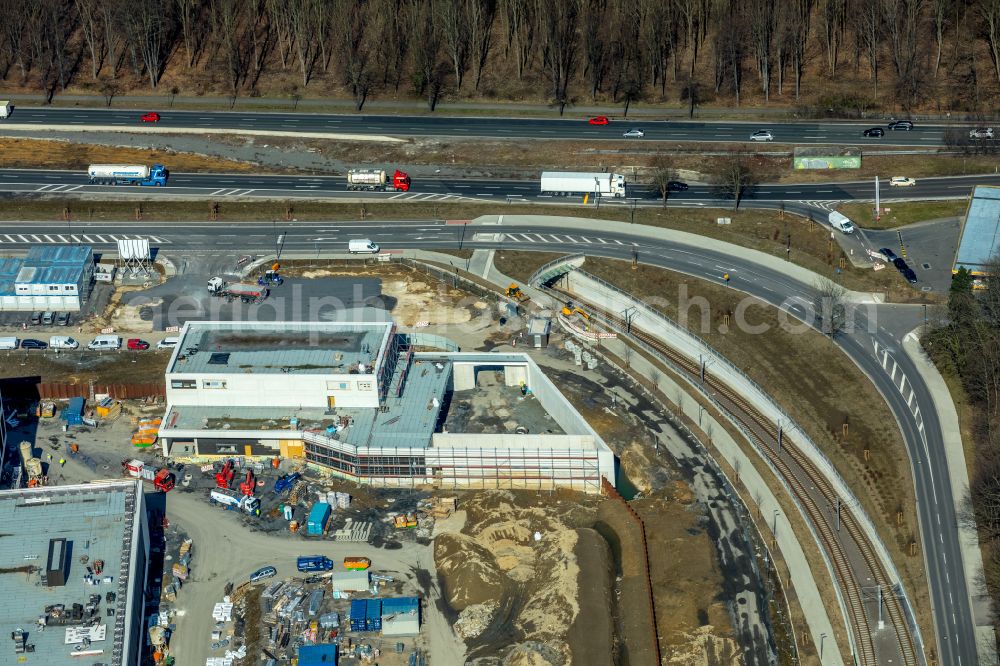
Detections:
[0, 0, 997, 112]
[926, 267, 1000, 625]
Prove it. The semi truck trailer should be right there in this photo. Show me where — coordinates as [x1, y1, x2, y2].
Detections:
[540, 171, 627, 198]
[346, 168, 411, 192]
[87, 164, 169, 186]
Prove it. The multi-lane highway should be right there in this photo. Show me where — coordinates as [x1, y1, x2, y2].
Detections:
[1, 168, 997, 208]
[0, 106, 974, 146]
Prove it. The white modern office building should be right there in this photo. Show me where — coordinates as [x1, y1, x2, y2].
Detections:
[159, 319, 614, 493]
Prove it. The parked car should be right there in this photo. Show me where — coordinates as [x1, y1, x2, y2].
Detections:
[889, 176, 917, 187]
[20, 339, 48, 350]
[55, 312, 70, 326]
[588, 116, 609, 125]
[157, 337, 179, 350]
[622, 128, 645, 138]
[902, 268, 918, 284]
[41, 312, 54, 325]
[127, 338, 150, 351]
[49, 336, 79, 350]
[893, 257, 910, 272]
[29, 312, 41, 325]
[666, 181, 689, 192]
[888, 120, 914, 130]
[750, 130, 774, 141]
[863, 127, 884, 137]
[250, 566, 277, 583]
[878, 248, 898, 262]
[140, 112, 160, 123]
[969, 127, 994, 139]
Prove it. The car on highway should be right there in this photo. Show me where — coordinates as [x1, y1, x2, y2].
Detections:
[55, 312, 70, 326]
[889, 176, 917, 187]
[588, 116, 610, 125]
[666, 181, 689, 192]
[878, 248, 898, 262]
[127, 338, 150, 351]
[969, 127, 994, 139]
[140, 112, 160, 123]
[622, 128, 645, 138]
[250, 566, 277, 583]
[20, 339, 47, 350]
[863, 127, 884, 137]
[750, 130, 774, 142]
[887, 120, 914, 130]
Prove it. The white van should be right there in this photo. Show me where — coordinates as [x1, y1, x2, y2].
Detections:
[348, 239, 380, 254]
[49, 336, 79, 350]
[88, 335, 121, 351]
[828, 211, 855, 234]
[0, 101, 12, 119]
[157, 337, 179, 350]
[0, 337, 19, 350]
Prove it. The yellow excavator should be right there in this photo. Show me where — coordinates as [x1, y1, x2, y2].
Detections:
[561, 301, 590, 319]
[505, 283, 530, 303]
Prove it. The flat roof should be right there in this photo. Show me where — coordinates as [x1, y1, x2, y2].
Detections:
[169, 321, 393, 375]
[0, 258, 20, 297]
[163, 356, 451, 449]
[0, 481, 141, 666]
[955, 186, 1000, 274]
[26, 246, 93, 266]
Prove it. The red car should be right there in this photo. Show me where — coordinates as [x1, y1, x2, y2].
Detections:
[140, 112, 160, 123]
[588, 116, 610, 125]
[127, 338, 150, 350]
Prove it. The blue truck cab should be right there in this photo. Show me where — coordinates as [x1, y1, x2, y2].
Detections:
[87, 163, 169, 187]
[297, 555, 334, 572]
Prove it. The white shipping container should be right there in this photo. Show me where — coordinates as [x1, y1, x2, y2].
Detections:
[347, 169, 387, 186]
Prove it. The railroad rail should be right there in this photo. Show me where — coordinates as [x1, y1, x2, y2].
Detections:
[550, 285, 918, 666]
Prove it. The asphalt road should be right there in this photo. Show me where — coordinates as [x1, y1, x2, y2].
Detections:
[0, 217, 977, 662]
[0, 107, 979, 146]
[0, 168, 997, 208]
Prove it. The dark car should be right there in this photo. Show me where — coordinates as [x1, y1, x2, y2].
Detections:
[879, 248, 897, 262]
[902, 268, 918, 283]
[666, 181, 689, 192]
[863, 127, 885, 137]
[20, 339, 48, 350]
[893, 257, 910, 272]
[888, 120, 914, 130]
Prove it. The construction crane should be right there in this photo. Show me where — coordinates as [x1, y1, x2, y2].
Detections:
[239, 470, 256, 497]
[215, 459, 235, 490]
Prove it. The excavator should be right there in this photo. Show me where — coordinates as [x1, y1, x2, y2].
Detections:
[215, 459, 235, 490]
[239, 470, 256, 497]
[505, 283, 530, 303]
[561, 301, 590, 320]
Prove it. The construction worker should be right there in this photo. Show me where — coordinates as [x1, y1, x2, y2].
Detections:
[59, 458, 66, 467]
[47, 454, 53, 462]
[723, 272, 730, 286]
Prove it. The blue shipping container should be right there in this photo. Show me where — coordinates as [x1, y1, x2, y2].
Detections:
[349, 599, 367, 631]
[62, 397, 84, 425]
[306, 502, 331, 536]
[366, 598, 382, 631]
[298, 643, 338, 665]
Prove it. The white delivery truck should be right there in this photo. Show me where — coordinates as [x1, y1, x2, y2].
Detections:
[0, 101, 12, 119]
[540, 172, 627, 198]
[348, 239, 380, 254]
[828, 211, 855, 234]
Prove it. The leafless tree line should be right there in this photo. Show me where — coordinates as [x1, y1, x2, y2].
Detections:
[0, 0, 998, 110]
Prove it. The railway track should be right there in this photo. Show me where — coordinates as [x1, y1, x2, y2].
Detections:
[551, 288, 918, 666]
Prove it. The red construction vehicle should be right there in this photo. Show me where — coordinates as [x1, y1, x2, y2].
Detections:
[215, 459, 235, 489]
[153, 469, 175, 492]
[239, 470, 256, 497]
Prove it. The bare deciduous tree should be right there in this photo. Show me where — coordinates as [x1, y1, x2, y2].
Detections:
[711, 154, 757, 209]
[650, 156, 676, 207]
[813, 278, 848, 337]
[538, 0, 580, 114]
[437, 0, 470, 90]
[467, 0, 497, 91]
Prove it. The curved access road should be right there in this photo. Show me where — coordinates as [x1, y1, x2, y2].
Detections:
[0, 106, 977, 146]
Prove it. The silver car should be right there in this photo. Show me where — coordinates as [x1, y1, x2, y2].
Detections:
[969, 127, 994, 139]
[622, 128, 645, 138]
[750, 130, 774, 142]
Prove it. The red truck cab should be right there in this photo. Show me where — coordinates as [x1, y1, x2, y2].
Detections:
[392, 169, 411, 192]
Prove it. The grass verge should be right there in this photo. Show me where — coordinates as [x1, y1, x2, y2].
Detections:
[836, 200, 968, 230]
[0, 137, 255, 172]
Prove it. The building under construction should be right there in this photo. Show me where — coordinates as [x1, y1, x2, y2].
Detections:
[158, 319, 614, 493]
[0, 480, 149, 666]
